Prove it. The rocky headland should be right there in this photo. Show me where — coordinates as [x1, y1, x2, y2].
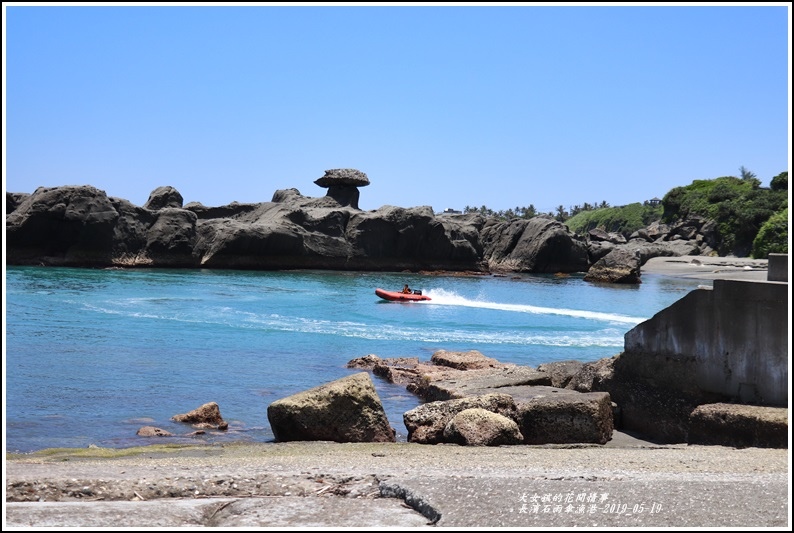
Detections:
[6, 168, 731, 282]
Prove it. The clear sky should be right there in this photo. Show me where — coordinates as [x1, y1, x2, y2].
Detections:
[3, 2, 791, 215]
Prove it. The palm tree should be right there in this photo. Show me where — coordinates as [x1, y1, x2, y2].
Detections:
[739, 166, 756, 181]
[555, 205, 567, 222]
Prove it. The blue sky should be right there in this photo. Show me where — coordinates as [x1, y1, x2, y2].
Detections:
[3, 3, 791, 215]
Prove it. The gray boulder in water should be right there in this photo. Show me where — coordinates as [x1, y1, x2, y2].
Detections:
[267, 372, 396, 443]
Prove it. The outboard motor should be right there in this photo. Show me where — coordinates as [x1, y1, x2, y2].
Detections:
[413, 290, 423, 295]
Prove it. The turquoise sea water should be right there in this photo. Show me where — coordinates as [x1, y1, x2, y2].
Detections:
[4, 266, 706, 453]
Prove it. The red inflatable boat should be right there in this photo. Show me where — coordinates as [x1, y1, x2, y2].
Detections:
[375, 288, 431, 302]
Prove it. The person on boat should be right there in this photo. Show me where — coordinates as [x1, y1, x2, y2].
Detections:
[402, 284, 412, 294]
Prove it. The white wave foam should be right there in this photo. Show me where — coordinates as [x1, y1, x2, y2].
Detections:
[240, 313, 623, 347]
[82, 299, 629, 348]
[423, 288, 645, 325]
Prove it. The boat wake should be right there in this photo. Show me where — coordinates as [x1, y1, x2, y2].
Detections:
[422, 288, 646, 325]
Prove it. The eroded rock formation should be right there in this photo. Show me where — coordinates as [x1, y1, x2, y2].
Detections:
[6, 172, 732, 277]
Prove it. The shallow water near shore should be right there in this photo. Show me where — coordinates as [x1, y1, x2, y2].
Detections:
[4, 266, 706, 453]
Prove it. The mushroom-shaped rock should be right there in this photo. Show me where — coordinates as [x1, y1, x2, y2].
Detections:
[267, 372, 396, 443]
[314, 168, 370, 188]
[443, 408, 524, 446]
[313, 169, 370, 209]
[144, 186, 184, 210]
[171, 401, 228, 430]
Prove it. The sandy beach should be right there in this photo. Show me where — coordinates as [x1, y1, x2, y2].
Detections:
[640, 255, 771, 281]
[5, 256, 789, 528]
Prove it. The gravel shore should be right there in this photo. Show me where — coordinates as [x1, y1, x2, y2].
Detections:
[5, 438, 791, 528]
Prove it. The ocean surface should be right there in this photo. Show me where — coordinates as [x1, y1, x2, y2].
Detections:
[4, 265, 707, 453]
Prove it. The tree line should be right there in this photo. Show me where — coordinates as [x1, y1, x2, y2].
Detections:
[460, 168, 789, 259]
[462, 200, 615, 221]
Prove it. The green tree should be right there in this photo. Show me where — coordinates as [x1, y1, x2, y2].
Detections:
[555, 205, 567, 222]
[752, 208, 788, 258]
[661, 174, 787, 255]
[770, 171, 788, 192]
[739, 166, 761, 188]
[739, 165, 756, 180]
[565, 203, 663, 236]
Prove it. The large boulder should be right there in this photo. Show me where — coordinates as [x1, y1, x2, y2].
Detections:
[665, 215, 719, 252]
[403, 393, 517, 444]
[344, 206, 485, 271]
[193, 217, 310, 269]
[171, 401, 228, 430]
[267, 372, 396, 443]
[144, 208, 198, 265]
[357, 352, 614, 445]
[5, 185, 122, 266]
[509, 387, 614, 445]
[480, 215, 590, 273]
[586, 240, 616, 264]
[630, 220, 670, 242]
[345, 355, 430, 389]
[430, 349, 502, 370]
[4, 185, 203, 268]
[443, 408, 524, 446]
[346, 354, 387, 369]
[536, 360, 585, 389]
[6, 191, 29, 214]
[144, 186, 184, 210]
[583, 248, 642, 284]
[688, 403, 788, 448]
[136, 426, 174, 437]
[419, 365, 552, 402]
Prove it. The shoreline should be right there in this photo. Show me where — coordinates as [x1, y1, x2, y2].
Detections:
[5, 255, 789, 528]
[6, 439, 790, 527]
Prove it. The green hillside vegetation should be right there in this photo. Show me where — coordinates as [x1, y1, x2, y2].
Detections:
[752, 207, 788, 259]
[564, 203, 663, 237]
[661, 172, 788, 256]
[466, 169, 788, 259]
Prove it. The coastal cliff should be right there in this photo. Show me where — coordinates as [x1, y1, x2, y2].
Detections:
[5, 171, 729, 276]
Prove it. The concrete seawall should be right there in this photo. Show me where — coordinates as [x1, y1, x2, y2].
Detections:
[624, 269, 788, 406]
